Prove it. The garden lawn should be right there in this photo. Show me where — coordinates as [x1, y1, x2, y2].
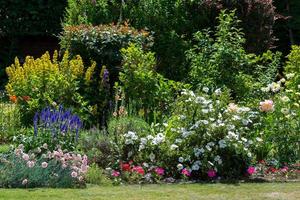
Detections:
[0, 183, 299, 200]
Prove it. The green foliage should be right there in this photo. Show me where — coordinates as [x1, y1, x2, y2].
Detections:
[119, 44, 187, 121]
[63, 0, 276, 81]
[107, 115, 152, 163]
[5, 51, 107, 125]
[285, 45, 300, 90]
[79, 129, 112, 168]
[85, 163, 111, 185]
[60, 24, 153, 83]
[64, 0, 117, 26]
[256, 91, 300, 164]
[0, 92, 21, 142]
[0, 0, 66, 36]
[187, 10, 280, 101]
[0, 146, 88, 188]
[161, 88, 260, 179]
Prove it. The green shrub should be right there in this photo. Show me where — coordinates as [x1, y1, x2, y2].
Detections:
[79, 129, 112, 168]
[0, 0, 66, 37]
[64, 0, 118, 26]
[0, 92, 21, 142]
[285, 45, 300, 91]
[105, 88, 263, 180]
[60, 24, 154, 84]
[85, 163, 111, 185]
[256, 90, 300, 164]
[119, 43, 187, 121]
[63, 0, 276, 81]
[0, 145, 88, 188]
[5, 51, 108, 125]
[187, 10, 280, 101]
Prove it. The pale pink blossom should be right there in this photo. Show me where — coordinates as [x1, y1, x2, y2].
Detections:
[22, 179, 28, 185]
[259, 100, 274, 112]
[41, 162, 48, 168]
[71, 171, 78, 178]
[78, 176, 84, 181]
[22, 154, 29, 161]
[27, 161, 35, 168]
[111, 170, 120, 177]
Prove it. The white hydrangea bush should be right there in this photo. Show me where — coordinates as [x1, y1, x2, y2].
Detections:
[112, 88, 264, 179]
[161, 88, 263, 178]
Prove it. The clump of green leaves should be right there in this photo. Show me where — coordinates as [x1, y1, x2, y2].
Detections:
[119, 43, 187, 121]
[187, 10, 281, 101]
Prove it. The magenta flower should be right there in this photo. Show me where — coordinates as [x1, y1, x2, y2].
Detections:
[155, 167, 165, 176]
[207, 169, 217, 178]
[247, 166, 256, 175]
[132, 166, 145, 175]
[281, 166, 289, 173]
[181, 168, 191, 177]
[111, 170, 120, 177]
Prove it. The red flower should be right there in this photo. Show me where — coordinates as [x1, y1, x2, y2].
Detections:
[132, 166, 145, 175]
[259, 160, 266, 164]
[22, 96, 30, 102]
[268, 167, 277, 173]
[9, 95, 17, 103]
[121, 163, 131, 172]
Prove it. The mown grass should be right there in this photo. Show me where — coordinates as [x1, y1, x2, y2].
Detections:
[0, 182, 299, 200]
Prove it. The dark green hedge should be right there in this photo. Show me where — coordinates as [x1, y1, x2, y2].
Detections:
[0, 0, 67, 36]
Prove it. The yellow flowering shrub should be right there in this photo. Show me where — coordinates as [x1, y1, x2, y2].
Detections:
[5, 51, 97, 124]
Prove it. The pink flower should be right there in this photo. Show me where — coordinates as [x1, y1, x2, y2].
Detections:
[27, 161, 35, 168]
[259, 100, 274, 112]
[132, 166, 145, 175]
[80, 165, 88, 174]
[155, 167, 165, 176]
[71, 171, 78, 178]
[78, 176, 84, 181]
[247, 166, 256, 175]
[41, 162, 48, 168]
[22, 154, 29, 161]
[281, 166, 289, 173]
[207, 169, 217, 178]
[22, 179, 28, 185]
[181, 168, 191, 177]
[111, 170, 120, 177]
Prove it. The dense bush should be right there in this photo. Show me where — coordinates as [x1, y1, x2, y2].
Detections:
[0, 0, 66, 36]
[187, 10, 281, 101]
[5, 51, 109, 125]
[0, 145, 88, 188]
[63, 0, 277, 81]
[0, 92, 21, 142]
[60, 24, 154, 84]
[257, 92, 300, 164]
[119, 44, 187, 121]
[104, 88, 265, 181]
[284, 45, 300, 90]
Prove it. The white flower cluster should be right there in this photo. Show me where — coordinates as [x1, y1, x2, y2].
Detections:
[124, 131, 138, 145]
[167, 89, 261, 172]
[261, 79, 285, 93]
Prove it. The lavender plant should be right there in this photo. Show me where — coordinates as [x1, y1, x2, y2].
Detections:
[32, 105, 83, 151]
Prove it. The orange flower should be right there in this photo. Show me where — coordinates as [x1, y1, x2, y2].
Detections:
[22, 96, 30, 102]
[9, 95, 17, 103]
